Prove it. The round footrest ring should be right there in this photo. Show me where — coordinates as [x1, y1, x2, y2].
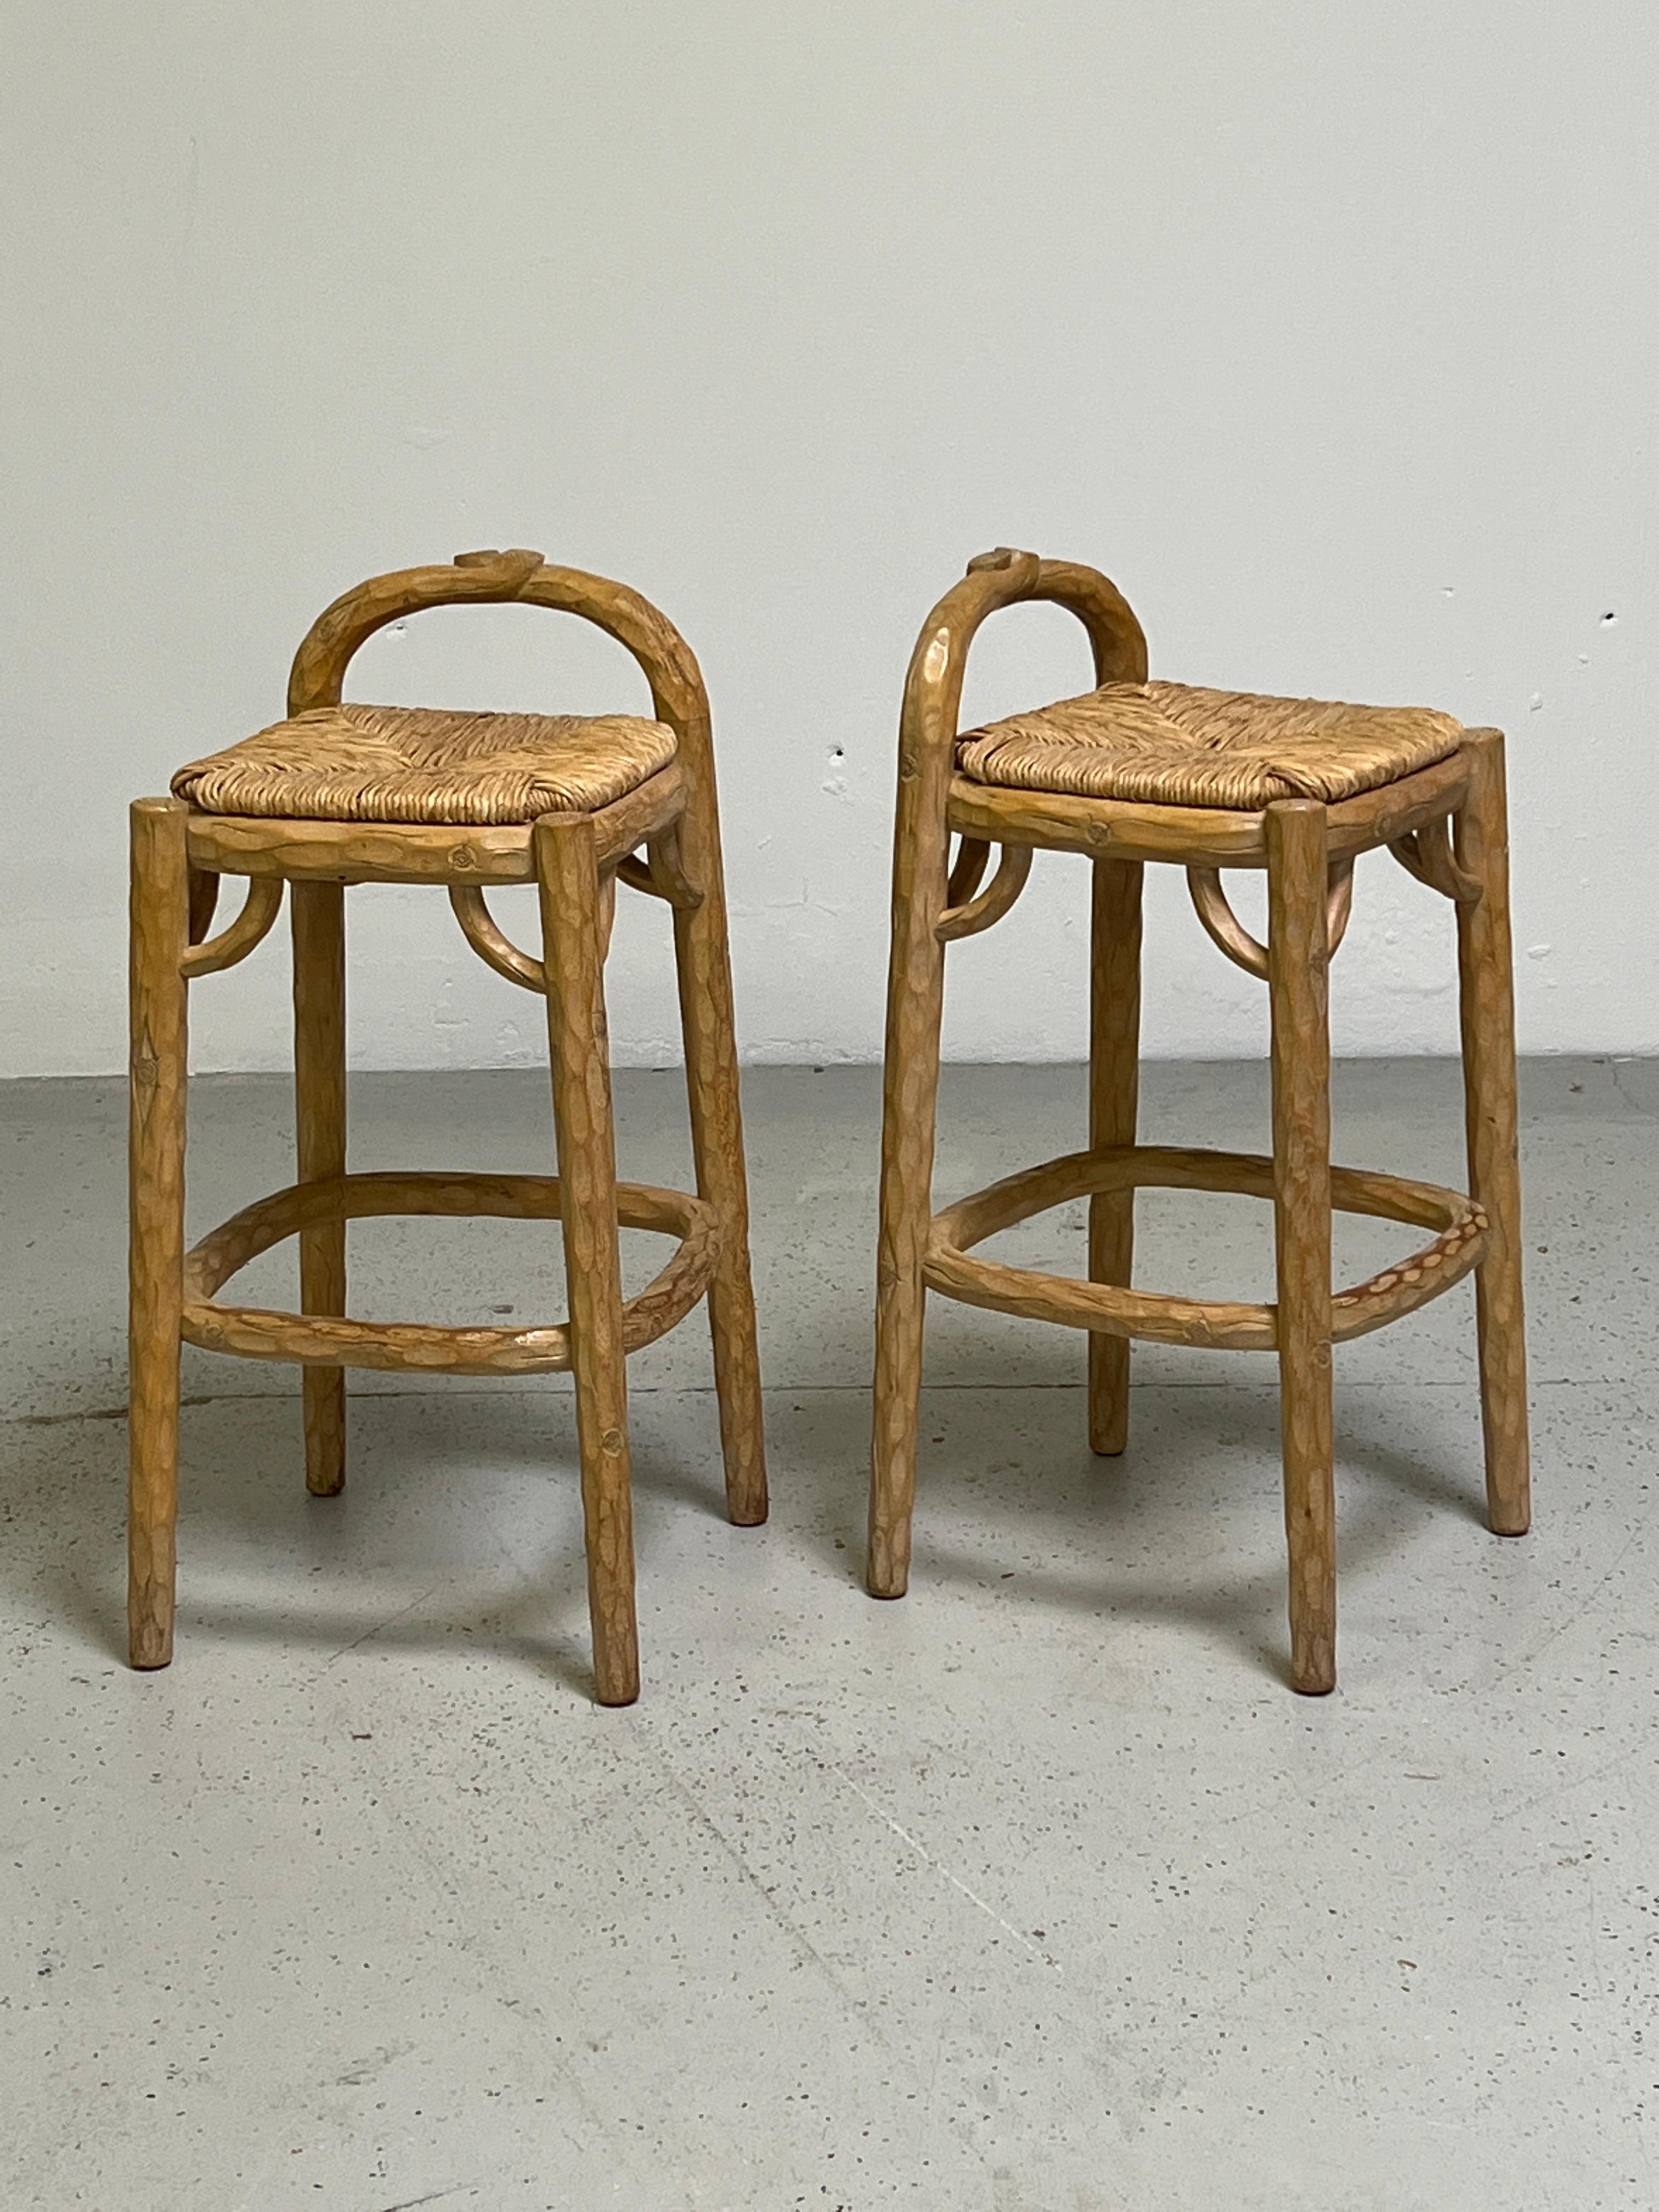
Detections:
[924, 1146, 1488, 1351]
[180, 1171, 719, 1375]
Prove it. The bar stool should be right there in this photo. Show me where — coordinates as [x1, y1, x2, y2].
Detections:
[867, 548, 1528, 1692]
[129, 548, 766, 1704]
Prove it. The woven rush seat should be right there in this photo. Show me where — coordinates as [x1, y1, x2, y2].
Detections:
[957, 680, 1463, 810]
[171, 702, 678, 825]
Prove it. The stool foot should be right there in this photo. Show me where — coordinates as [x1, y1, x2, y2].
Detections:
[537, 815, 640, 1708]
[302, 1375, 347, 1499]
[128, 800, 191, 1671]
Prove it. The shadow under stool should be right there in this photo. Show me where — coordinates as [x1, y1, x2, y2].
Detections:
[128, 547, 767, 1704]
[867, 548, 1529, 1693]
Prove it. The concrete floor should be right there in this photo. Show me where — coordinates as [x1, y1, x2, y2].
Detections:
[2, 1056, 1656, 2211]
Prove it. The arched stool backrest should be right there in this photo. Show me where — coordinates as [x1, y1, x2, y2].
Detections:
[287, 546, 708, 746]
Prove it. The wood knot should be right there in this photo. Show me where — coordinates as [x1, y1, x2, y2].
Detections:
[966, 547, 1034, 573]
[600, 1427, 625, 1457]
[453, 548, 546, 589]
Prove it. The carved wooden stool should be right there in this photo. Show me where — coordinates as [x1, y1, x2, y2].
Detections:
[129, 548, 766, 1703]
[868, 548, 1528, 1692]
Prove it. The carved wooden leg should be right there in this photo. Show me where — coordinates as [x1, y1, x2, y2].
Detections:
[535, 815, 640, 1706]
[667, 807, 768, 1527]
[293, 880, 347, 1497]
[128, 798, 191, 1669]
[1455, 730, 1531, 1536]
[1087, 857, 1143, 1454]
[1266, 800, 1337, 1695]
[867, 822, 951, 1599]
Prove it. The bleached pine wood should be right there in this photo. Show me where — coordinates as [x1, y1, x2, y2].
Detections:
[178, 1171, 716, 1373]
[128, 798, 190, 1669]
[1186, 857, 1356, 981]
[292, 880, 348, 1496]
[870, 547, 1151, 1594]
[668, 757, 769, 1526]
[179, 877, 285, 979]
[617, 815, 703, 911]
[868, 548, 1527, 1696]
[1390, 815, 1481, 904]
[934, 843, 1033, 942]
[1266, 800, 1338, 1695]
[945, 748, 1469, 869]
[447, 885, 547, 993]
[1087, 859, 1142, 1451]
[1455, 729, 1531, 1536]
[184, 763, 686, 885]
[129, 549, 765, 1701]
[536, 814, 639, 1706]
[187, 866, 222, 947]
[924, 1146, 1485, 1351]
[867, 559, 1039, 1594]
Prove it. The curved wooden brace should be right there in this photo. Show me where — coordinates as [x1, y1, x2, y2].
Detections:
[179, 876, 285, 980]
[452, 871, 619, 985]
[179, 1170, 720, 1376]
[1186, 859, 1356, 980]
[923, 1144, 1488, 1351]
[1187, 868, 1270, 978]
[448, 884, 546, 992]
[945, 836, 992, 910]
[616, 820, 704, 910]
[1390, 817, 1480, 903]
[936, 842, 1035, 942]
[188, 867, 221, 945]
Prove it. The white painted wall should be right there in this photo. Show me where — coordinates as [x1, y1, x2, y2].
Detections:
[4, 2, 1655, 1077]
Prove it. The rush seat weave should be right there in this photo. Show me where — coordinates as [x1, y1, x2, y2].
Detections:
[957, 681, 1463, 810]
[172, 702, 678, 825]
